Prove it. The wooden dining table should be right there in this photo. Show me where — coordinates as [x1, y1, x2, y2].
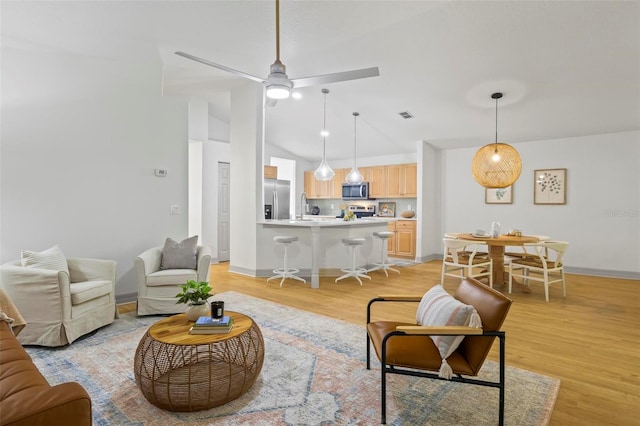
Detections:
[458, 233, 540, 287]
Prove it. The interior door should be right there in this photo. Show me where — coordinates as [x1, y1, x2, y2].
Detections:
[217, 162, 230, 262]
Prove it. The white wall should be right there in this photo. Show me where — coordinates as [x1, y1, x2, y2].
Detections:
[442, 131, 640, 277]
[1, 48, 189, 299]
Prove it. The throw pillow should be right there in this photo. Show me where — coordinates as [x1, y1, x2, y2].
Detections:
[21, 244, 69, 275]
[415, 285, 482, 378]
[160, 236, 198, 270]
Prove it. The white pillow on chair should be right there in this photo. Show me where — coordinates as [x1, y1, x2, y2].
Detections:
[416, 285, 481, 378]
[21, 244, 69, 275]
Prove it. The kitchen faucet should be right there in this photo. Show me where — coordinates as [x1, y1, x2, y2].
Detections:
[299, 192, 308, 220]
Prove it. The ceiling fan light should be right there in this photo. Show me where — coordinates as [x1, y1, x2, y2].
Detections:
[266, 84, 291, 99]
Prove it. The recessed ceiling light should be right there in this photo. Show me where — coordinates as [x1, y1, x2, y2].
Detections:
[399, 111, 414, 119]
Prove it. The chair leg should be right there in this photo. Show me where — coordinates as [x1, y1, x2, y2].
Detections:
[544, 271, 550, 302]
[381, 348, 387, 424]
[498, 333, 506, 426]
[561, 269, 567, 297]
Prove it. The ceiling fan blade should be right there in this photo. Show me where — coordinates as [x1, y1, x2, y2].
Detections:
[264, 97, 278, 108]
[291, 66, 380, 89]
[175, 51, 266, 84]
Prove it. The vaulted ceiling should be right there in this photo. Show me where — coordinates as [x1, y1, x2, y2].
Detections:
[3, 1, 639, 162]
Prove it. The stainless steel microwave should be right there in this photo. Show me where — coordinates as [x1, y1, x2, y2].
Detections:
[342, 182, 370, 200]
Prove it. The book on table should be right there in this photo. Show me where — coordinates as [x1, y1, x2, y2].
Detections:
[194, 316, 232, 327]
[190, 316, 234, 334]
[189, 324, 233, 334]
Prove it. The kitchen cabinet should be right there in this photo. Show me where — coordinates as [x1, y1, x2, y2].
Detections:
[387, 220, 416, 259]
[366, 166, 387, 198]
[304, 162, 416, 199]
[304, 170, 330, 199]
[264, 165, 278, 179]
[330, 168, 346, 198]
[386, 163, 417, 198]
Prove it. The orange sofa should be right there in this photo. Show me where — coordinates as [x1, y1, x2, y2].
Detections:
[0, 292, 91, 426]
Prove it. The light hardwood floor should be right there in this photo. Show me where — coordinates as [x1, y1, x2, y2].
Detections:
[120, 261, 640, 425]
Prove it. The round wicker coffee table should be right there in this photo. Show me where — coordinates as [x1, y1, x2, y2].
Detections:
[134, 311, 264, 412]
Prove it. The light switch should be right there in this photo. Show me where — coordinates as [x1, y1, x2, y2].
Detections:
[170, 205, 181, 215]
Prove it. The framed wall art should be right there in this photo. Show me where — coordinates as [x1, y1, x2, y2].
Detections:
[485, 185, 513, 204]
[378, 202, 396, 217]
[534, 168, 567, 205]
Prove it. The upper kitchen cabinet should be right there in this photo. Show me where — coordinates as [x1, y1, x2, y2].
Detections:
[361, 166, 387, 199]
[304, 163, 416, 199]
[264, 165, 278, 179]
[304, 170, 331, 199]
[386, 163, 417, 198]
[330, 168, 346, 198]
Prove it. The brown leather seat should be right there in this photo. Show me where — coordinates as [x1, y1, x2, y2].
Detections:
[366, 278, 512, 425]
[0, 314, 92, 425]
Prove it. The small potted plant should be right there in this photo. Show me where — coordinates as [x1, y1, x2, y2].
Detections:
[176, 280, 213, 321]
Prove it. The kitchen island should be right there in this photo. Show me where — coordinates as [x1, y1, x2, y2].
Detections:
[258, 218, 394, 288]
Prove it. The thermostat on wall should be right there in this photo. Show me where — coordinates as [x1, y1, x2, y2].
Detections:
[154, 169, 168, 177]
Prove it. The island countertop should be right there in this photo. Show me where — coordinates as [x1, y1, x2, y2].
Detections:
[259, 217, 395, 227]
[257, 218, 394, 288]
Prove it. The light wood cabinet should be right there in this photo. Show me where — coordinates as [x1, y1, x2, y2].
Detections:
[368, 166, 387, 198]
[264, 165, 278, 179]
[386, 163, 417, 198]
[387, 220, 416, 259]
[331, 168, 346, 199]
[304, 162, 416, 199]
[303, 170, 333, 199]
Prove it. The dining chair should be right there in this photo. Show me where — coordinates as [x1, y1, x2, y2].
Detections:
[443, 233, 489, 256]
[504, 235, 550, 261]
[441, 238, 493, 287]
[508, 241, 569, 302]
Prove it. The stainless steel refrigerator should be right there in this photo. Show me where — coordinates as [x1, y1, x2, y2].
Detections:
[264, 179, 290, 220]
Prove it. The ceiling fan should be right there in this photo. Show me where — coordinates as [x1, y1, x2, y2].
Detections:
[175, 0, 380, 101]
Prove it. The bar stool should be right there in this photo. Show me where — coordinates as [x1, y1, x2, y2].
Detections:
[267, 236, 306, 287]
[335, 237, 371, 285]
[368, 231, 399, 277]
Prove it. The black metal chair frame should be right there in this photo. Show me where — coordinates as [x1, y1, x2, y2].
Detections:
[366, 297, 506, 425]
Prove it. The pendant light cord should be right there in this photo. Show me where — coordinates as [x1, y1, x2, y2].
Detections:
[495, 96, 498, 146]
[353, 112, 359, 166]
[323, 90, 327, 159]
[275, 0, 280, 62]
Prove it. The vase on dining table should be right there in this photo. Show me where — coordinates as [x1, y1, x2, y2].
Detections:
[490, 221, 500, 238]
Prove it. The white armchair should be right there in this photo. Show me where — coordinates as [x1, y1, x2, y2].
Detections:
[0, 258, 118, 347]
[135, 245, 212, 315]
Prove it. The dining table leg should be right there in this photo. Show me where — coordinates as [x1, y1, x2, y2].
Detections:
[489, 245, 506, 286]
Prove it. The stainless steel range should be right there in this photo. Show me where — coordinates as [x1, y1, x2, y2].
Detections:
[338, 205, 376, 218]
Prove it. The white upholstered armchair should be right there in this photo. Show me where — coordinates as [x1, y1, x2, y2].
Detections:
[135, 245, 212, 315]
[0, 257, 118, 347]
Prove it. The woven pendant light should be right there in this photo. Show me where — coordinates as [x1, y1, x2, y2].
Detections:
[472, 93, 522, 188]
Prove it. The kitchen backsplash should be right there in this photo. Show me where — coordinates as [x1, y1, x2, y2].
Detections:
[309, 198, 417, 218]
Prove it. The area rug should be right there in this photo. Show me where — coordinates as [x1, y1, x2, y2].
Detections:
[25, 291, 559, 425]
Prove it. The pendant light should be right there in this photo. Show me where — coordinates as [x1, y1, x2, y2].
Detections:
[471, 92, 522, 188]
[314, 88, 335, 181]
[345, 112, 364, 184]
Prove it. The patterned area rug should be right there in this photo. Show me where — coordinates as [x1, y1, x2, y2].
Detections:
[25, 291, 559, 425]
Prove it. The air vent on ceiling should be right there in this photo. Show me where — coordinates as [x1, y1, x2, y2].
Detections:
[398, 111, 414, 119]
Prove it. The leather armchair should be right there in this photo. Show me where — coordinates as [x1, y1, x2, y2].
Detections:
[0, 258, 118, 347]
[367, 278, 512, 425]
[135, 245, 212, 315]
